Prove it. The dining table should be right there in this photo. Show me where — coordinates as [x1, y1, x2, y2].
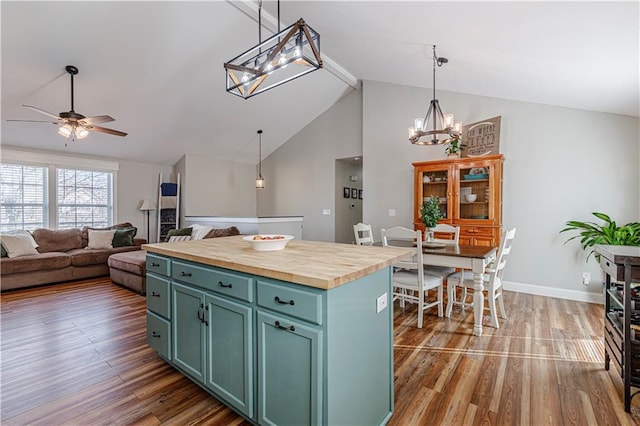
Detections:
[380, 240, 498, 336]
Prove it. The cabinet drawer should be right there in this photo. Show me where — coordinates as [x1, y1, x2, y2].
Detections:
[172, 261, 254, 302]
[600, 255, 640, 282]
[147, 311, 171, 360]
[257, 279, 323, 325]
[147, 274, 171, 318]
[147, 254, 171, 276]
[460, 226, 495, 237]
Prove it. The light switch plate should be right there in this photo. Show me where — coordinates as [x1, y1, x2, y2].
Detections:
[376, 293, 388, 313]
[322, 209, 331, 215]
[389, 209, 396, 217]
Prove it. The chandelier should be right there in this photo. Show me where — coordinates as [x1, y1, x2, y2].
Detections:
[256, 129, 265, 189]
[408, 45, 461, 145]
[224, 0, 322, 99]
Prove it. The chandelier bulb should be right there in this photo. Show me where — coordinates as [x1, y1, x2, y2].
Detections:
[444, 114, 454, 129]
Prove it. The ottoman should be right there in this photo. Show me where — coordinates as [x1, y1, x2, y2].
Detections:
[108, 250, 147, 295]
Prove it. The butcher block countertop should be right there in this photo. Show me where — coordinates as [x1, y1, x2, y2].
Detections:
[143, 235, 411, 290]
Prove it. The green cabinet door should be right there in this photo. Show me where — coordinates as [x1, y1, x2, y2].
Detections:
[172, 282, 206, 382]
[205, 293, 254, 419]
[257, 311, 322, 426]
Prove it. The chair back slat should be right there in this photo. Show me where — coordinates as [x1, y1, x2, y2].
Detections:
[353, 222, 374, 246]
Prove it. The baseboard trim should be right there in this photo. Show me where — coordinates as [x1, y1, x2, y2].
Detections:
[503, 280, 604, 305]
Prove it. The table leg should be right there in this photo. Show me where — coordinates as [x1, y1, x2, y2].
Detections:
[473, 271, 484, 336]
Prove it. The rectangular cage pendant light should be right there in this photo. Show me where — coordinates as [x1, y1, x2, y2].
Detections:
[224, 18, 322, 99]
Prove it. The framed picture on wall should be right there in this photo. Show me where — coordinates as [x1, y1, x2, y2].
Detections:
[343, 187, 351, 198]
[358, 189, 363, 199]
[351, 188, 358, 199]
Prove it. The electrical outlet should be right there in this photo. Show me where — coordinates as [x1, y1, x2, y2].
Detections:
[322, 209, 331, 215]
[376, 293, 388, 313]
[582, 272, 591, 285]
[389, 209, 396, 217]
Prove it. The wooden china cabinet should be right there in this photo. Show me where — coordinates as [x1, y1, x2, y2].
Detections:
[413, 154, 504, 246]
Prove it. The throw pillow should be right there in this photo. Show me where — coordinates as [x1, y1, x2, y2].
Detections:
[190, 224, 213, 240]
[168, 235, 193, 243]
[0, 233, 40, 258]
[165, 227, 192, 242]
[86, 229, 116, 249]
[112, 227, 137, 247]
[204, 226, 241, 239]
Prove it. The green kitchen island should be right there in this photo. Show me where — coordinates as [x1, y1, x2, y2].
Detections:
[143, 235, 410, 426]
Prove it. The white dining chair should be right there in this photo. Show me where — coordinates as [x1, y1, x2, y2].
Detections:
[353, 222, 374, 246]
[445, 227, 516, 329]
[422, 223, 460, 279]
[381, 226, 443, 328]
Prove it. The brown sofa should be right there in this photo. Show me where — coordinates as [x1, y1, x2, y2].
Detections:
[1, 223, 145, 291]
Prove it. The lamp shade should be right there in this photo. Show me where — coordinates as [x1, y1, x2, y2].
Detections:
[139, 199, 156, 211]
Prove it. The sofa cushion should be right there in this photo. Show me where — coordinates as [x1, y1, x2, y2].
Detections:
[1, 233, 40, 258]
[112, 227, 137, 247]
[32, 228, 83, 253]
[68, 246, 141, 267]
[1, 252, 71, 274]
[108, 250, 146, 275]
[81, 222, 134, 247]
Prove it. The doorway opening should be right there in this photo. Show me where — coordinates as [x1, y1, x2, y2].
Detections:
[334, 156, 363, 244]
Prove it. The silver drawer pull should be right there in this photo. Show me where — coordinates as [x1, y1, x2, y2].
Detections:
[151, 331, 161, 338]
[218, 281, 233, 288]
[151, 292, 161, 297]
[151, 262, 160, 267]
[274, 296, 295, 306]
[180, 271, 192, 277]
[274, 321, 295, 332]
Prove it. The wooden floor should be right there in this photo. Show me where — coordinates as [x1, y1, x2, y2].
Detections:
[1, 278, 639, 425]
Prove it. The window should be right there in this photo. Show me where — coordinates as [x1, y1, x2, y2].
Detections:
[57, 168, 113, 229]
[0, 163, 48, 231]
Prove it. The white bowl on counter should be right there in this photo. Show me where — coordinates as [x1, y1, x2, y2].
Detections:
[243, 235, 294, 251]
[465, 194, 477, 202]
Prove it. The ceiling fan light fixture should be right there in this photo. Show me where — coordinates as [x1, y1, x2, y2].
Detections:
[75, 126, 89, 139]
[408, 45, 461, 145]
[58, 124, 72, 138]
[224, 0, 322, 99]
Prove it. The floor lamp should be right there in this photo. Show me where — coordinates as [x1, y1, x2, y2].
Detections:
[138, 199, 156, 243]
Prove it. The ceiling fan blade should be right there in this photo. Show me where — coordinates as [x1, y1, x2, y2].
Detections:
[22, 105, 62, 120]
[80, 115, 115, 125]
[6, 119, 59, 124]
[88, 125, 127, 137]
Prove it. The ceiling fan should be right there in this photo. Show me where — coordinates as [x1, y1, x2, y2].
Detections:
[7, 65, 127, 142]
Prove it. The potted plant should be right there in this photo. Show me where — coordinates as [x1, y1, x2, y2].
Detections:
[560, 212, 640, 261]
[445, 137, 465, 158]
[420, 195, 443, 240]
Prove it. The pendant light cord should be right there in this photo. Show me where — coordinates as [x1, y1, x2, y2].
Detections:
[257, 129, 263, 177]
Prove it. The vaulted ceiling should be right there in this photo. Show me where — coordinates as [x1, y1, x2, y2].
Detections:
[2, 1, 637, 166]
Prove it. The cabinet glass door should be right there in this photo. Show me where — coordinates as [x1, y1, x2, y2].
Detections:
[416, 167, 451, 227]
[457, 164, 492, 221]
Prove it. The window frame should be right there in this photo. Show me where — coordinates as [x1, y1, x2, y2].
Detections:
[0, 162, 49, 231]
[0, 149, 119, 231]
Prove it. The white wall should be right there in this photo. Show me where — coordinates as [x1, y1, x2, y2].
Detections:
[362, 80, 639, 301]
[257, 89, 362, 242]
[118, 159, 173, 243]
[181, 153, 256, 217]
